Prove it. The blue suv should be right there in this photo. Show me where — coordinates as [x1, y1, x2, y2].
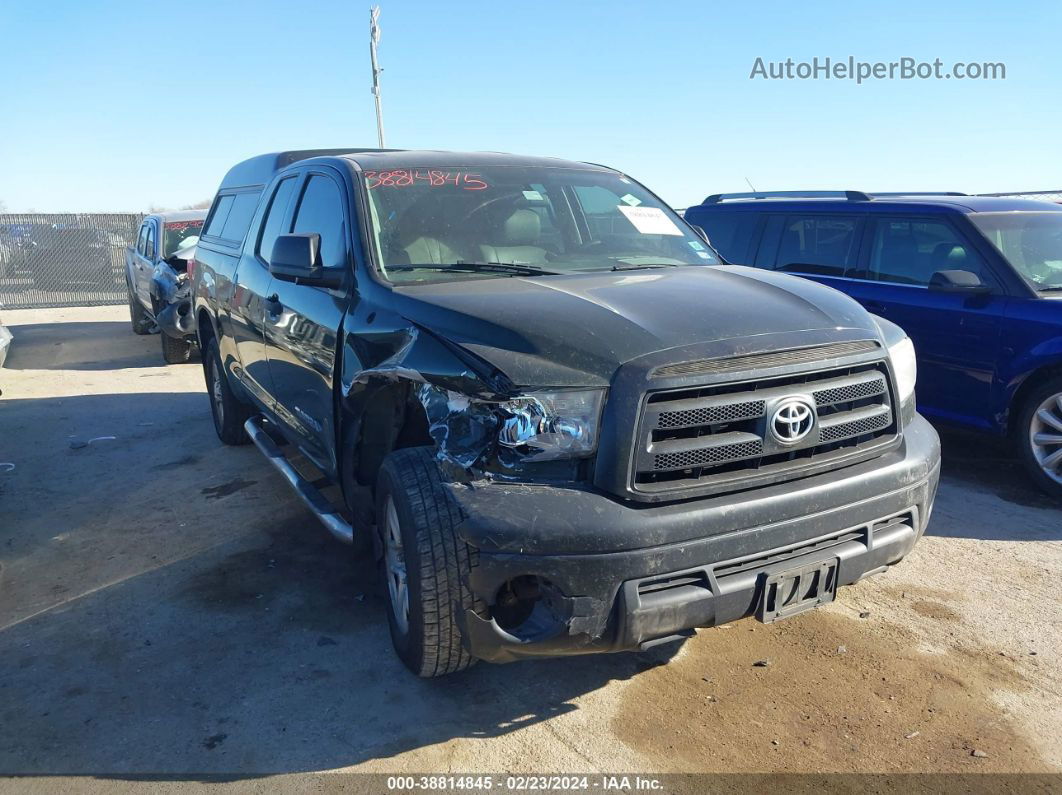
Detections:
[685, 191, 1062, 498]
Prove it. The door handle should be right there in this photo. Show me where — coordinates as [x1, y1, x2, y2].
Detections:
[265, 293, 282, 319]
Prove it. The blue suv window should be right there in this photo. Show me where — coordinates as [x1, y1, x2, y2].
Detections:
[697, 212, 759, 264]
[774, 215, 861, 277]
[866, 217, 986, 286]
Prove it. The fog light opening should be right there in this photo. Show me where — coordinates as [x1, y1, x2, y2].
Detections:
[492, 576, 570, 642]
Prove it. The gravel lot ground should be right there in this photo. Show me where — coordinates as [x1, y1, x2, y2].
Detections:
[0, 306, 1059, 783]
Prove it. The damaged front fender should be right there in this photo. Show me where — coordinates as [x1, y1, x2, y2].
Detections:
[340, 314, 520, 469]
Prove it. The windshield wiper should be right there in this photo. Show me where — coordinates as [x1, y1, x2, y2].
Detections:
[388, 262, 559, 276]
[610, 262, 682, 271]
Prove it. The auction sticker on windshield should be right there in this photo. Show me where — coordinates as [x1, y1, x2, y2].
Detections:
[618, 205, 683, 235]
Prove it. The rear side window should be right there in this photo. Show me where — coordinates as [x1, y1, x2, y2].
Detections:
[291, 175, 348, 269]
[695, 212, 760, 264]
[775, 216, 861, 277]
[204, 195, 234, 237]
[204, 192, 261, 243]
[257, 177, 299, 262]
[866, 217, 987, 286]
[220, 193, 260, 242]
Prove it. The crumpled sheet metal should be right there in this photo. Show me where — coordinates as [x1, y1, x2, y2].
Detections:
[151, 262, 189, 305]
[343, 323, 519, 470]
[417, 384, 499, 469]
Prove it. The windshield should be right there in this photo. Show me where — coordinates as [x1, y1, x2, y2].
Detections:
[969, 212, 1062, 290]
[163, 220, 204, 258]
[361, 166, 720, 282]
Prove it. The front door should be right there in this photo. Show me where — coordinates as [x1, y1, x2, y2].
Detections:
[831, 216, 1008, 428]
[263, 169, 351, 473]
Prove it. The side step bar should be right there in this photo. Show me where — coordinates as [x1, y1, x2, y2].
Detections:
[243, 416, 354, 545]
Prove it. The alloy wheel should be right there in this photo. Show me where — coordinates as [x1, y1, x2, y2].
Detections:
[1029, 391, 1062, 485]
[383, 496, 410, 635]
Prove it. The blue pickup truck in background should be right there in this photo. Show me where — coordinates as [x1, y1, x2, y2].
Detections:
[685, 192, 1062, 498]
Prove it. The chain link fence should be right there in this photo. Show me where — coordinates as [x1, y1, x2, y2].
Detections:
[0, 213, 143, 310]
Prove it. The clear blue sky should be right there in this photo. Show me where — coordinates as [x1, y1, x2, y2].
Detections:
[2, 0, 1059, 212]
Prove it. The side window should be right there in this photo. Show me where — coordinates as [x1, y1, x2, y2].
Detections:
[257, 177, 298, 262]
[774, 215, 861, 277]
[220, 192, 261, 243]
[695, 212, 760, 264]
[144, 224, 156, 260]
[205, 194, 234, 238]
[136, 223, 149, 256]
[867, 217, 987, 286]
[291, 175, 348, 269]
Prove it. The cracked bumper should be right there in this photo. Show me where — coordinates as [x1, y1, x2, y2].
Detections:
[449, 414, 941, 663]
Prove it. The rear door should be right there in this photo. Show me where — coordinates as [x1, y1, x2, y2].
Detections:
[136, 219, 158, 306]
[207, 189, 274, 407]
[131, 221, 151, 305]
[263, 168, 352, 472]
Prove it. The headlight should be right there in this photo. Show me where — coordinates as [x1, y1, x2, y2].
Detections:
[497, 389, 605, 461]
[888, 336, 917, 404]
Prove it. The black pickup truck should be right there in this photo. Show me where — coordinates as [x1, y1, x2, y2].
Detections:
[192, 149, 941, 677]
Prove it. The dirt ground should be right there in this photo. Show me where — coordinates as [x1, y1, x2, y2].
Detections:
[0, 306, 1059, 784]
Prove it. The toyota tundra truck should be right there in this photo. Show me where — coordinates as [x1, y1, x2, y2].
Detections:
[192, 149, 941, 677]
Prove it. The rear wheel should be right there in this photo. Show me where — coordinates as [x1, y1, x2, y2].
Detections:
[204, 337, 250, 445]
[128, 284, 150, 335]
[161, 333, 193, 364]
[376, 447, 483, 677]
[1015, 375, 1062, 500]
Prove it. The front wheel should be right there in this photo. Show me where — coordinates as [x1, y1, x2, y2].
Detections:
[128, 283, 150, 335]
[161, 333, 193, 364]
[1015, 375, 1062, 500]
[376, 447, 484, 677]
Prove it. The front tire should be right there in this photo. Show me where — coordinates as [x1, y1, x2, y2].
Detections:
[376, 447, 484, 677]
[204, 337, 250, 445]
[128, 284, 150, 335]
[1016, 375, 1062, 500]
[161, 333, 193, 364]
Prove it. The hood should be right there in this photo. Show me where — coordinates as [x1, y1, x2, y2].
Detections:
[390, 265, 878, 387]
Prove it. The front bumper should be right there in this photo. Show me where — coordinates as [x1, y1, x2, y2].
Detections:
[156, 298, 195, 340]
[449, 414, 941, 663]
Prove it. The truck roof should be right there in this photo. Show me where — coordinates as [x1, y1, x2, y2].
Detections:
[218, 149, 613, 190]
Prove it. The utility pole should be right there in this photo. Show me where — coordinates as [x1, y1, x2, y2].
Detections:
[369, 5, 386, 148]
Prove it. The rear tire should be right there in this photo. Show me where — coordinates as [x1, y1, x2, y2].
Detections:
[376, 447, 483, 677]
[1015, 374, 1062, 500]
[128, 284, 150, 335]
[204, 337, 251, 445]
[161, 333, 193, 364]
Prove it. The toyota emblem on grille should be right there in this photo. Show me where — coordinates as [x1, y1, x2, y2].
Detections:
[770, 397, 815, 444]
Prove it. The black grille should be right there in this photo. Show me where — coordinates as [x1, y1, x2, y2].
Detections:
[657, 399, 766, 430]
[820, 408, 891, 442]
[654, 439, 763, 470]
[633, 361, 897, 496]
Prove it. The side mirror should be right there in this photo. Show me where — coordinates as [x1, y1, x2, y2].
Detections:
[928, 269, 992, 295]
[269, 233, 342, 288]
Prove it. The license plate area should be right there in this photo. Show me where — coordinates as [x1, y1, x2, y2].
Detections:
[756, 558, 838, 623]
